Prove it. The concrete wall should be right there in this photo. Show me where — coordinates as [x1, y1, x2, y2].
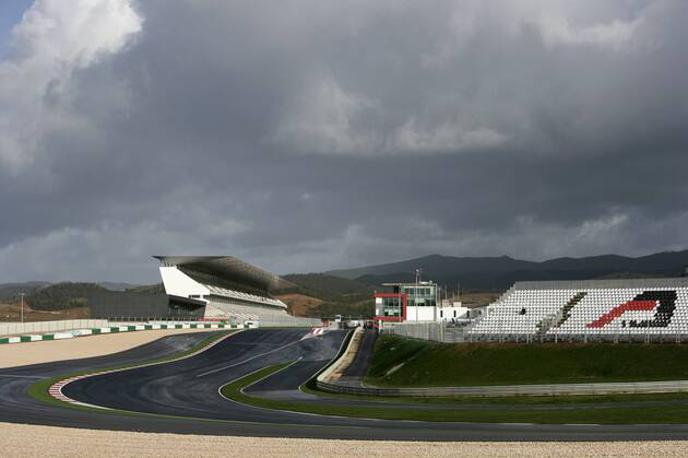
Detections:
[0, 319, 109, 337]
[405, 306, 436, 321]
[399, 305, 470, 322]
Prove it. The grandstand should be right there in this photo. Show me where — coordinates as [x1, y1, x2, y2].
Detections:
[467, 278, 688, 342]
[155, 256, 316, 325]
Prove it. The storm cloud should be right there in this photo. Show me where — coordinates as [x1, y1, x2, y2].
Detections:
[0, 0, 687, 282]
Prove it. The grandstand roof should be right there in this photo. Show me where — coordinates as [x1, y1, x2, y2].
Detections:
[153, 256, 295, 292]
[512, 277, 688, 290]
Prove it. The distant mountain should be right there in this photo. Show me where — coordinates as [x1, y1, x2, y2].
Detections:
[0, 281, 51, 301]
[325, 251, 688, 292]
[99, 281, 141, 291]
[125, 283, 165, 294]
[282, 273, 373, 301]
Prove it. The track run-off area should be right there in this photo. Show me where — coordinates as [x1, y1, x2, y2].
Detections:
[3, 329, 688, 441]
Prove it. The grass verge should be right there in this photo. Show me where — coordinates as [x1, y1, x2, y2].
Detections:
[366, 335, 688, 387]
[222, 363, 688, 424]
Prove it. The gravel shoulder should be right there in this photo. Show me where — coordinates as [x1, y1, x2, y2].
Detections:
[0, 328, 216, 369]
[0, 422, 685, 457]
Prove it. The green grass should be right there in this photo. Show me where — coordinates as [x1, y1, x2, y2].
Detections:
[223, 363, 688, 424]
[28, 331, 233, 409]
[366, 335, 688, 387]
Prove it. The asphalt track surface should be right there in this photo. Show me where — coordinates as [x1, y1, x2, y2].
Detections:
[342, 329, 377, 378]
[4, 329, 688, 441]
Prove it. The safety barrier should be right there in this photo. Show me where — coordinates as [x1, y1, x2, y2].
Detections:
[316, 377, 688, 397]
[0, 321, 254, 345]
[0, 320, 110, 337]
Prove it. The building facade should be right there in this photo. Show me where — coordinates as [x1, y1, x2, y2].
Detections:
[374, 281, 467, 323]
[155, 256, 293, 321]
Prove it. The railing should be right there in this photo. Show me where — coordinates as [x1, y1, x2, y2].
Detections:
[381, 319, 688, 344]
[382, 322, 446, 342]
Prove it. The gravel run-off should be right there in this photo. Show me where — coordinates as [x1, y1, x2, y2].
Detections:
[1, 423, 686, 457]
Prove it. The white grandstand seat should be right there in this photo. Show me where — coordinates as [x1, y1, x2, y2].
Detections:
[467, 279, 688, 342]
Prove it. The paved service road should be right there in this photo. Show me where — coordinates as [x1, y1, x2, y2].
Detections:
[4, 328, 688, 441]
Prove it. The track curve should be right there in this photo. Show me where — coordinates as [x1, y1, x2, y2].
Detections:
[3, 328, 688, 441]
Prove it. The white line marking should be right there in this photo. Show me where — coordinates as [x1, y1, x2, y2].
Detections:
[196, 336, 307, 378]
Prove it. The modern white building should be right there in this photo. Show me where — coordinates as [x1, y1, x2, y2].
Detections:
[155, 256, 294, 322]
[374, 281, 466, 323]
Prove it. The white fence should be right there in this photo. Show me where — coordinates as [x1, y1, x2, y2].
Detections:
[382, 322, 449, 342]
[0, 319, 109, 337]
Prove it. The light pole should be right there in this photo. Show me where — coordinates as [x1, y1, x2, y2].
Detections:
[19, 293, 25, 323]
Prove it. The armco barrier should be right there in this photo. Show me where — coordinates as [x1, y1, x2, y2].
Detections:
[318, 370, 688, 399]
[316, 378, 688, 397]
[0, 321, 254, 345]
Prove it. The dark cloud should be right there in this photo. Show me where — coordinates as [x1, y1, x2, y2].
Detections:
[0, 0, 687, 282]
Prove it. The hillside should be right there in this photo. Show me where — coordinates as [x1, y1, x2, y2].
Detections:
[26, 282, 106, 311]
[282, 274, 373, 300]
[125, 283, 165, 294]
[274, 293, 324, 317]
[99, 281, 141, 291]
[367, 335, 688, 387]
[0, 302, 89, 322]
[280, 274, 375, 318]
[326, 251, 688, 291]
[0, 282, 51, 301]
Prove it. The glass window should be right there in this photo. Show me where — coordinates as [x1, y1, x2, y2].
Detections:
[381, 296, 402, 317]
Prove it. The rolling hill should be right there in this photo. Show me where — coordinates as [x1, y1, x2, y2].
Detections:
[279, 274, 375, 318]
[0, 282, 50, 301]
[325, 251, 688, 291]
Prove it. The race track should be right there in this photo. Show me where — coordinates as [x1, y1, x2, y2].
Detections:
[3, 328, 688, 441]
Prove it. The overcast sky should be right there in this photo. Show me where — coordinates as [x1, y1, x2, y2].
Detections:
[0, 0, 687, 283]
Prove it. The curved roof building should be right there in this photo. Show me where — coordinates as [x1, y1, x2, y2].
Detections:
[154, 256, 294, 292]
[155, 256, 296, 321]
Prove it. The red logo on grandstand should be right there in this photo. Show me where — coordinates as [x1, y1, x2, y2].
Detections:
[586, 290, 676, 329]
